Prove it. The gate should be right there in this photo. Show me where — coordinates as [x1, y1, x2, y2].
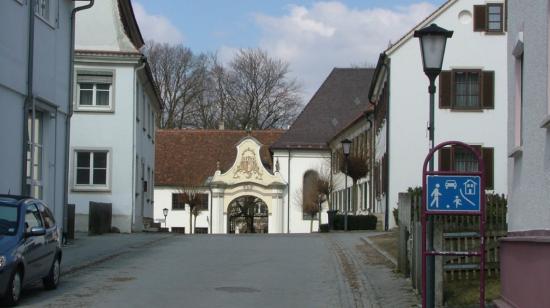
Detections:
[227, 196, 268, 234]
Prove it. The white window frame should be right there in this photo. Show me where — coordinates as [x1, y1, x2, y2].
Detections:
[75, 70, 115, 112]
[72, 149, 111, 191]
[34, 0, 58, 29]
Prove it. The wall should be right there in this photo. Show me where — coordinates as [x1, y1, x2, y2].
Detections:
[387, 0, 508, 228]
[506, 0, 550, 233]
[0, 0, 73, 224]
[154, 187, 210, 233]
[273, 150, 331, 233]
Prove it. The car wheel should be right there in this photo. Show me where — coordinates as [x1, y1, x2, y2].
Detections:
[43, 258, 60, 290]
[1, 269, 22, 306]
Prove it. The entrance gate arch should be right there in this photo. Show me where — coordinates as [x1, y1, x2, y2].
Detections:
[227, 196, 268, 234]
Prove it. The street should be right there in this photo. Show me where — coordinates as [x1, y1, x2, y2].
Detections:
[17, 233, 418, 308]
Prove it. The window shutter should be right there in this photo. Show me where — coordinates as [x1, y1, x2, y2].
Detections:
[473, 5, 487, 32]
[482, 148, 494, 190]
[439, 147, 452, 171]
[482, 71, 495, 109]
[439, 71, 452, 108]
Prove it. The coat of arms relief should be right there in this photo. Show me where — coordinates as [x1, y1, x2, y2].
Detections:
[233, 148, 263, 180]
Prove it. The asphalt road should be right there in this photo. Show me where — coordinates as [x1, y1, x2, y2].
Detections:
[17, 233, 418, 308]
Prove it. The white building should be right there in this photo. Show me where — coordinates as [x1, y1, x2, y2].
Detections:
[0, 0, 94, 224]
[271, 68, 375, 233]
[69, 0, 162, 233]
[369, 0, 508, 228]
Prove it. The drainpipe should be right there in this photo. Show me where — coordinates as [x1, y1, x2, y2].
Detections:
[22, 0, 36, 195]
[131, 58, 146, 231]
[63, 0, 94, 228]
[287, 149, 291, 233]
[384, 59, 391, 231]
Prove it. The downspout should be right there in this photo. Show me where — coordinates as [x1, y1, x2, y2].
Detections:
[63, 0, 94, 230]
[287, 149, 291, 233]
[131, 58, 147, 231]
[22, 0, 36, 195]
[209, 185, 213, 234]
[384, 59, 391, 231]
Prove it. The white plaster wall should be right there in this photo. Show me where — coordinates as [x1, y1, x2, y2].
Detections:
[507, 0, 550, 232]
[74, 0, 137, 52]
[69, 64, 135, 233]
[0, 1, 73, 225]
[386, 0, 508, 228]
[154, 187, 210, 233]
[273, 150, 331, 233]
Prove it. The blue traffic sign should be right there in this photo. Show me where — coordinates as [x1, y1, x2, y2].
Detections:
[426, 175, 481, 212]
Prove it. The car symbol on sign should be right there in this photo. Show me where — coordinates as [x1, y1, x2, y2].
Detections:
[445, 180, 457, 189]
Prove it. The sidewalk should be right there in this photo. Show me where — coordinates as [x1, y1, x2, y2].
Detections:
[61, 232, 175, 275]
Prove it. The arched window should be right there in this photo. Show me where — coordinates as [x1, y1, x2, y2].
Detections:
[302, 170, 319, 219]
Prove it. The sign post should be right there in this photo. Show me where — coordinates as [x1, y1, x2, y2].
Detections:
[421, 141, 486, 308]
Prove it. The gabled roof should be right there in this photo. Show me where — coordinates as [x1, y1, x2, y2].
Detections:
[155, 129, 285, 187]
[385, 0, 456, 56]
[117, 0, 145, 50]
[271, 68, 375, 150]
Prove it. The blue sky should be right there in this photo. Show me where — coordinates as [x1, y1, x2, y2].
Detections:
[133, 0, 444, 100]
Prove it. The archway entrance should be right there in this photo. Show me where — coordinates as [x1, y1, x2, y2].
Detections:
[227, 196, 268, 234]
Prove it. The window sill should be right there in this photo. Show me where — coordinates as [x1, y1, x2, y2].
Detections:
[72, 186, 111, 193]
[540, 115, 550, 128]
[75, 107, 114, 114]
[508, 146, 523, 158]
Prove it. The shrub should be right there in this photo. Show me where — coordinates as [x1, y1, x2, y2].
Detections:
[333, 214, 377, 230]
[393, 208, 399, 227]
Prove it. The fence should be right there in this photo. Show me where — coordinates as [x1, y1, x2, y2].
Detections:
[397, 192, 507, 296]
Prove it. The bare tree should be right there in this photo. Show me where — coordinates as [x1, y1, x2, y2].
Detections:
[316, 164, 334, 224]
[177, 187, 205, 234]
[143, 41, 208, 129]
[339, 152, 369, 214]
[222, 48, 301, 130]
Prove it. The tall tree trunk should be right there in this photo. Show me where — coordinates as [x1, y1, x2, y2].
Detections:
[310, 217, 313, 233]
[194, 215, 197, 234]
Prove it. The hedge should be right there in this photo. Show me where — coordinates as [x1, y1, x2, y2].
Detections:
[333, 214, 377, 230]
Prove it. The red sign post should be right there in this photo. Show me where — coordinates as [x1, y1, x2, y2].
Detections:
[421, 141, 486, 308]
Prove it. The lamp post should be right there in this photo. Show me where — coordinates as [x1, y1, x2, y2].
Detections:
[162, 208, 169, 228]
[341, 139, 352, 231]
[414, 23, 453, 308]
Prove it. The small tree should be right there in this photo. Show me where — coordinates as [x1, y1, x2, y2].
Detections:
[178, 188, 204, 234]
[339, 153, 369, 214]
[316, 164, 334, 224]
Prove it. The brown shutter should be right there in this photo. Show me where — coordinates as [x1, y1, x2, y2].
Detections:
[482, 148, 494, 190]
[439, 147, 452, 171]
[439, 71, 452, 108]
[504, 0, 508, 32]
[474, 5, 487, 32]
[482, 71, 495, 109]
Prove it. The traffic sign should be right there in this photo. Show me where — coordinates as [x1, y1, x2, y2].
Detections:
[426, 175, 481, 212]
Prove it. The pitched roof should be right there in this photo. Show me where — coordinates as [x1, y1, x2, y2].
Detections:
[117, 0, 145, 50]
[271, 68, 375, 150]
[155, 129, 286, 187]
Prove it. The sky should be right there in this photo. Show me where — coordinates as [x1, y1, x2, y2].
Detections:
[134, 0, 445, 101]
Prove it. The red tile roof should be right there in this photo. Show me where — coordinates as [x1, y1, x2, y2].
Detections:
[155, 129, 286, 187]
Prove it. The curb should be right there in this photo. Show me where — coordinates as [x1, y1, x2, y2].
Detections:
[361, 236, 398, 266]
[61, 233, 175, 275]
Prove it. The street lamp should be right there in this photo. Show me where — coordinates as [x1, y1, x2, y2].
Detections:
[414, 23, 453, 308]
[341, 138, 352, 231]
[162, 208, 169, 228]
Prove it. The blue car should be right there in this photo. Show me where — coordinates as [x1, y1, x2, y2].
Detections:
[0, 195, 62, 306]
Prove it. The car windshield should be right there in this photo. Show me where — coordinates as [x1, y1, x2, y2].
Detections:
[0, 204, 18, 235]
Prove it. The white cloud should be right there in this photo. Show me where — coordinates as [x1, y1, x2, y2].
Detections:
[133, 2, 184, 45]
[254, 1, 436, 101]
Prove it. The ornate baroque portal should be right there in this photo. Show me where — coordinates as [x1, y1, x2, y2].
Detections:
[210, 137, 287, 234]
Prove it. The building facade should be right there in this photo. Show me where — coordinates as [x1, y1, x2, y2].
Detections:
[498, 1, 550, 307]
[154, 130, 285, 234]
[369, 0, 508, 228]
[69, 0, 161, 233]
[272, 68, 375, 233]
[0, 0, 83, 224]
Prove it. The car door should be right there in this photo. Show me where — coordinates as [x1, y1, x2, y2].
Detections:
[37, 202, 57, 273]
[22, 203, 46, 282]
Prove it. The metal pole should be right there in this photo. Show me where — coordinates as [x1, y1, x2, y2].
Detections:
[426, 76, 436, 308]
[344, 157, 348, 231]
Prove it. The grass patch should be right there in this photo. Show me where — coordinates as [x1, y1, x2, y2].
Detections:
[444, 278, 500, 307]
[368, 228, 399, 261]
